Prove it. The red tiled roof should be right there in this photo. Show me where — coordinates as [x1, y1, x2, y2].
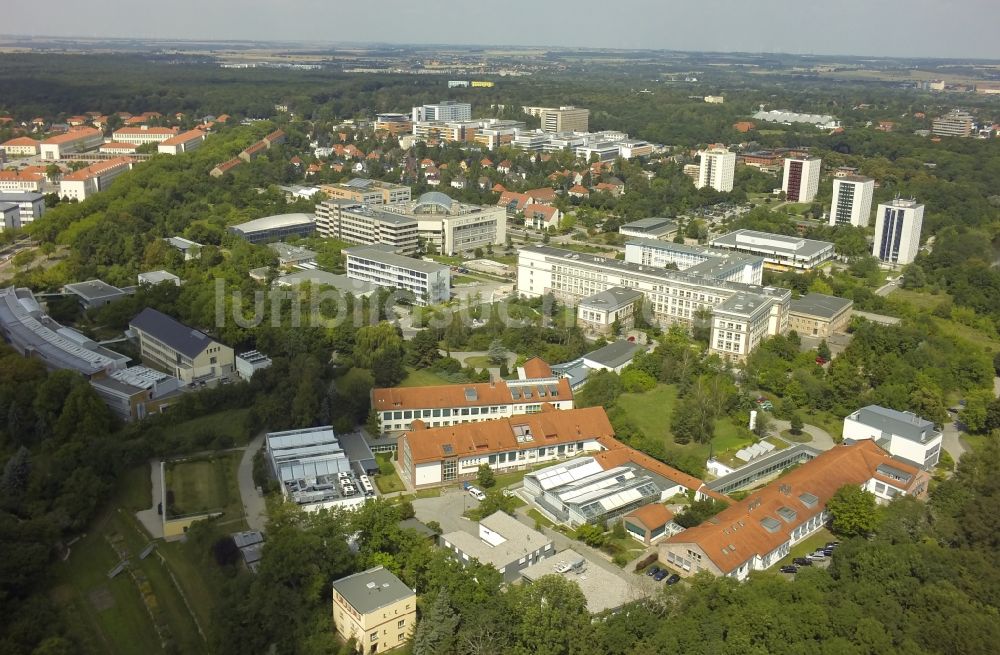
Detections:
[526, 187, 556, 203]
[400, 405, 613, 465]
[663, 441, 925, 574]
[593, 435, 723, 500]
[373, 376, 572, 414]
[569, 184, 589, 195]
[159, 129, 205, 146]
[41, 127, 101, 145]
[626, 503, 675, 529]
[521, 357, 552, 379]
[113, 127, 178, 136]
[214, 158, 243, 173]
[1, 137, 39, 147]
[61, 157, 132, 181]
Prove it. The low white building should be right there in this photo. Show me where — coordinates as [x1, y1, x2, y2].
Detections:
[235, 350, 273, 380]
[710, 229, 835, 271]
[138, 270, 181, 287]
[441, 512, 554, 582]
[842, 405, 943, 469]
[112, 126, 179, 145]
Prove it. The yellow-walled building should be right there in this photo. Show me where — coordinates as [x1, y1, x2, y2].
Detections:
[332, 566, 416, 654]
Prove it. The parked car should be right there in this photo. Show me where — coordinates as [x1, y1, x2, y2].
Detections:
[646, 566, 660, 577]
[825, 542, 839, 549]
[792, 557, 813, 567]
[653, 569, 669, 582]
[467, 486, 486, 501]
[666, 573, 681, 585]
[779, 565, 798, 574]
[823, 548, 834, 557]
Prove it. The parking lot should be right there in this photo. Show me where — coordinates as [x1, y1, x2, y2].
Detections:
[412, 486, 481, 536]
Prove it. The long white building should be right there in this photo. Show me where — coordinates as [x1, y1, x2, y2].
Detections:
[696, 146, 736, 192]
[781, 156, 821, 203]
[873, 199, 924, 266]
[58, 157, 134, 201]
[411, 100, 471, 122]
[344, 245, 450, 305]
[315, 200, 419, 254]
[829, 176, 875, 227]
[709, 230, 835, 271]
[518, 243, 789, 360]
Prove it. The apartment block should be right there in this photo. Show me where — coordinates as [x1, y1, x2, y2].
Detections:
[0, 192, 45, 225]
[111, 126, 179, 145]
[932, 109, 975, 137]
[781, 156, 821, 203]
[411, 100, 471, 122]
[343, 245, 450, 305]
[696, 146, 736, 192]
[829, 176, 875, 227]
[872, 199, 924, 265]
[58, 157, 134, 201]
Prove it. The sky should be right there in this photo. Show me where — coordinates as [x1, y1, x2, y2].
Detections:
[4, 0, 1000, 60]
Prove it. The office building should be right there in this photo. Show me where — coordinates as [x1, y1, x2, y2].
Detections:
[157, 129, 206, 155]
[99, 142, 140, 155]
[111, 126, 180, 145]
[623, 238, 763, 284]
[337, 191, 505, 256]
[781, 156, 821, 203]
[372, 362, 573, 433]
[411, 100, 471, 122]
[660, 441, 928, 581]
[39, 127, 103, 160]
[0, 286, 129, 376]
[829, 176, 875, 227]
[331, 567, 415, 655]
[266, 426, 370, 511]
[696, 146, 736, 192]
[788, 292, 853, 338]
[89, 365, 181, 421]
[344, 245, 450, 305]
[227, 213, 316, 244]
[872, 199, 924, 265]
[374, 113, 413, 135]
[843, 405, 943, 469]
[129, 307, 234, 384]
[709, 229, 835, 271]
[397, 405, 613, 488]
[540, 107, 590, 133]
[518, 244, 790, 360]
[619, 217, 678, 241]
[58, 157, 134, 201]
[441, 511, 554, 582]
[320, 179, 412, 206]
[932, 109, 975, 137]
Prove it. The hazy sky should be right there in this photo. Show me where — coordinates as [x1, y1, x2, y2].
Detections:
[5, 0, 1000, 59]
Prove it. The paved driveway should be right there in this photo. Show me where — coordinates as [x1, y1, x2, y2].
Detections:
[412, 487, 480, 536]
[238, 432, 267, 532]
[135, 459, 164, 539]
[771, 419, 835, 451]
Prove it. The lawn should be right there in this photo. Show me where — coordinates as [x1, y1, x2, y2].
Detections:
[163, 452, 242, 519]
[617, 384, 755, 466]
[463, 355, 495, 368]
[399, 367, 452, 387]
[765, 436, 790, 450]
[527, 509, 555, 529]
[888, 288, 948, 311]
[375, 453, 406, 494]
[781, 429, 812, 444]
[171, 408, 253, 447]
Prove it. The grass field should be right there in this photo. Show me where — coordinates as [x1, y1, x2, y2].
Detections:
[171, 408, 253, 447]
[375, 453, 405, 494]
[462, 355, 495, 368]
[163, 453, 242, 518]
[888, 288, 948, 311]
[617, 384, 755, 466]
[399, 367, 453, 387]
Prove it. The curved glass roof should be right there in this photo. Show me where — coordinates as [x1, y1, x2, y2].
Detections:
[413, 191, 455, 215]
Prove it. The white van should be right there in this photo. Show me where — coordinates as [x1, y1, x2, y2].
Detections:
[468, 486, 486, 501]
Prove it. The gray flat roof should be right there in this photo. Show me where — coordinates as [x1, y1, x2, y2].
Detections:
[344, 245, 449, 274]
[274, 270, 377, 295]
[583, 340, 641, 369]
[442, 512, 552, 569]
[852, 405, 940, 444]
[0, 191, 44, 202]
[620, 217, 677, 233]
[520, 548, 647, 613]
[231, 213, 316, 233]
[331, 566, 414, 615]
[710, 229, 834, 259]
[139, 270, 180, 284]
[579, 286, 644, 311]
[790, 292, 853, 319]
[64, 279, 125, 301]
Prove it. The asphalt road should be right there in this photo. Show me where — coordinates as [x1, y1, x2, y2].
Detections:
[238, 432, 267, 532]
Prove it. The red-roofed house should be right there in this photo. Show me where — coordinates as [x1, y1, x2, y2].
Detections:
[524, 187, 557, 204]
[498, 190, 531, 213]
[67, 116, 89, 127]
[568, 184, 590, 199]
[59, 157, 134, 201]
[481, 157, 494, 168]
[492, 183, 506, 193]
[524, 203, 562, 230]
[624, 504, 680, 545]
[594, 181, 624, 197]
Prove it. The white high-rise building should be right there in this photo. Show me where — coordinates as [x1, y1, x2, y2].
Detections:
[873, 199, 924, 266]
[696, 146, 736, 192]
[781, 156, 821, 203]
[411, 100, 472, 122]
[829, 176, 875, 227]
